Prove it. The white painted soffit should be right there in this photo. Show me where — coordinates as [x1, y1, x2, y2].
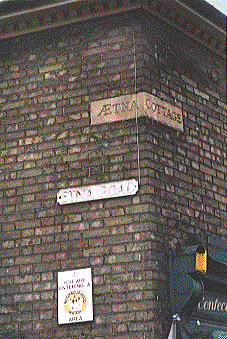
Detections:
[0, 0, 225, 57]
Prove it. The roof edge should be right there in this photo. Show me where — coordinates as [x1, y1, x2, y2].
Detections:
[0, 0, 226, 57]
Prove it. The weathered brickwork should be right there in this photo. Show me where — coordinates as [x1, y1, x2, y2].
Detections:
[0, 10, 226, 339]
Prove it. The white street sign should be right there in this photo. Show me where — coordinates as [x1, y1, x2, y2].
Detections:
[57, 179, 138, 205]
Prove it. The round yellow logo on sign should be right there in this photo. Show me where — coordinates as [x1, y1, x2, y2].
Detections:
[64, 290, 87, 315]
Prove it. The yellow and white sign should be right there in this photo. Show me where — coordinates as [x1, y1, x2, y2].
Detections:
[58, 268, 93, 325]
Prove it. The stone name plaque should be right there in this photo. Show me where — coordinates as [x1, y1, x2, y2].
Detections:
[91, 92, 183, 131]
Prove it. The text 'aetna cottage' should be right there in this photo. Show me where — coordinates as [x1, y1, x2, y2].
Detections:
[0, 0, 226, 338]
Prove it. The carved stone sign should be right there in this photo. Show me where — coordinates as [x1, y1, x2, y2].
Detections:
[57, 179, 138, 205]
[90, 92, 183, 131]
[58, 268, 93, 325]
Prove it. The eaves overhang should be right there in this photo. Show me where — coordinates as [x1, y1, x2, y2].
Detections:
[0, 0, 226, 58]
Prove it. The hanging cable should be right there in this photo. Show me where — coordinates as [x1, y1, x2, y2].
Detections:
[132, 19, 141, 185]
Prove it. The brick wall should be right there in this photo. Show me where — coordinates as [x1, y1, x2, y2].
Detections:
[0, 10, 226, 339]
